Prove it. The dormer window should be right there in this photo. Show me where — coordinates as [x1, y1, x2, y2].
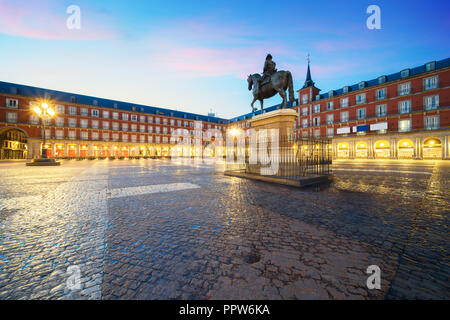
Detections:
[71, 96, 77, 103]
[401, 69, 410, 78]
[315, 95, 321, 100]
[425, 61, 436, 72]
[358, 81, 366, 90]
[378, 76, 387, 84]
[343, 86, 350, 93]
[93, 100, 98, 106]
[113, 103, 118, 109]
[328, 90, 334, 97]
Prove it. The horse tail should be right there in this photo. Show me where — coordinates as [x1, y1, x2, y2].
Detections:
[287, 71, 294, 105]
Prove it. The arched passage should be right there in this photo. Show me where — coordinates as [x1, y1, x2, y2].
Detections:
[374, 140, 390, 159]
[337, 142, 349, 159]
[398, 139, 414, 159]
[356, 141, 368, 158]
[0, 127, 28, 159]
[423, 138, 442, 159]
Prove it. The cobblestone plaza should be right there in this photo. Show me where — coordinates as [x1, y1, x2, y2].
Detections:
[0, 159, 448, 300]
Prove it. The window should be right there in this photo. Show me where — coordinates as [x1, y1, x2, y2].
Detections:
[340, 97, 349, 108]
[103, 132, 110, 141]
[56, 117, 64, 127]
[376, 104, 387, 117]
[155, 126, 160, 133]
[80, 131, 89, 140]
[131, 124, 137, 132]
[424, 95, 439, 110]
[302, 131, 308, 137]
[6, 98, 18, 108]
[80, 119, 88, 128]
[112, 133, 119, 141]
[140, 115, 146, 122]
[112, 112, 119, 120]
[170, 119, 175, 126]
[313, 104, 320, 113]
[326, 127, 334, 137]
[92, 109, 100, 117]
[148, 126, 153, 133]
[30, 115, 39, 124]
[122, 134, 128, 142]
[401, 69, 410, 78]
[301, 107, 308, 116]
[313, 116, 320, 127]
[356, 93, 366, 104]
[398, 82, 411, 96]
[80, 108, 88, 116]
[92, 132, 99, 140]
[56, 130, 64, 139]
[163, 137, 169, 143]
[378, 76, 387, 84]
[302, 94, 308, 104]
[163, 127, 168, 134]
[131, 135, 137, 142]
[314, 129, 320, 138]
[92, 100, 98, 106]
[155, 117, 160, 124]
[398, 100, 411, 114]
[140, 135, 146, 143]
[131, 114, 138, 121]
[424, 115, 439, 130]
[328, 90, 334, 97]
[92, 120, 99, 129]
[356, 108, 366, 120]
[423, 76, 438, 90]
[376, 88, 386, 100]
[340, 111, 349, 122]
[6, 112, 17, 123]
[184, 121, 188, 127]
[68, 131, 76, 140]
[326, 114, 334, 124]
[148, 117, 153, 124]
[326, 101, 334, 110]
[68, 118, 77, 127]
[398, 119, 411, 132]
[343, 86, 350, 93]
[112, 122, 119, 131]
[55, 105, 65, 114]
[122, 113, 129, 121]
[122, 123, 128, 131]
[140, 125, 146, 133]
[177, 120, 182, 126]
[103, 121, 110, 130]
[68, 106, 77, 115]
[163, 118, 168, 125]
[358, 82, 366, 89]
[103, 111, 109, 118]
[155, 136, 160, 143]
[425, 61, 435, 72]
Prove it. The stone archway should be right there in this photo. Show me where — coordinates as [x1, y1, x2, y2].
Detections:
[337, 142, 349, 159]
[0, 127, 28, 160]
[374, 140, 390, 159]
[423, 138, 442, 159]
[398, 139, 414, 159]
[355, 141, 368, 159]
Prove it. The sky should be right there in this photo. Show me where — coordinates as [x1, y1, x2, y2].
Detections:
[0, 0, 449, 119]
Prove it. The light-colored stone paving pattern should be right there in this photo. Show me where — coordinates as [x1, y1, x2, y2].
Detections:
[0, 159, 449, 300]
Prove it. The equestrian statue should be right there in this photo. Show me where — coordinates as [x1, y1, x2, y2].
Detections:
[247, 54, 295, 113]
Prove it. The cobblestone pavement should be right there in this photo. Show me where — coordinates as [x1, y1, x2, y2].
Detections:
[0, 159, 448, 300]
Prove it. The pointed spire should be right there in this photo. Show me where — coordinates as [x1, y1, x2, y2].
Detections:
[303, 53, 315, 88]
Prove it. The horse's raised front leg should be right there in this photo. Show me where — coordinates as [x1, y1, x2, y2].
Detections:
[260, 99, 264, 113]
[250, 97, 257, 113]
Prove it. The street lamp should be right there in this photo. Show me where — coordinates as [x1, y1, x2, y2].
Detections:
[33, 102, 55, 158]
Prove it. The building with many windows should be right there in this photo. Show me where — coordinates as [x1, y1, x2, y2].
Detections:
[1, 57, 449, 160]
[0, 82, 227, 159]
[229, 57, 450, 160]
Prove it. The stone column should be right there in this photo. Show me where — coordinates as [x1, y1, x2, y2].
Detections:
[52, 143, 56, 159]
[88, 144, 93, 157]
[442, 136, 449, 160]
[390, 138, 398, 159]
[414, 137, 423, 160]
[64, 143, 69, 158]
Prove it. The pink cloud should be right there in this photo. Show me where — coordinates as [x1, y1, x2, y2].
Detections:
[0, 0, 115, 40]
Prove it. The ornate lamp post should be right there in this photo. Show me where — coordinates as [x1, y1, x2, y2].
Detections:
[33, 102, 55, 158]
[26, 102, 60, 166]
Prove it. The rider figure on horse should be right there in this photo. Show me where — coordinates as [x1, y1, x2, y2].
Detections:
[259, 54, 277, 87]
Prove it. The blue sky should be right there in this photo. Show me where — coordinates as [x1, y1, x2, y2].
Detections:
[0, 0, 449, 118]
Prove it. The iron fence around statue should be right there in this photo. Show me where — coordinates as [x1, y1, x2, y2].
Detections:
[225, 135, 332, 181]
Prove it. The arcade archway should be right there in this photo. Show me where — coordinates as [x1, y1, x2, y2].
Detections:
[423, 138, 442, 159]
[0, 128, 28, 160]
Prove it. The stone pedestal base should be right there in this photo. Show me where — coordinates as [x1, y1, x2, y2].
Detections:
[249, 109, 298, 137]
[26, 158, 61, 166]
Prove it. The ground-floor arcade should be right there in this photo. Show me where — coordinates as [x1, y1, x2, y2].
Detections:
[332, 131, 450, 160]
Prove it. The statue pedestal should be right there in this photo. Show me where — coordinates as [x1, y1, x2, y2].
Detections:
[249, 109, 298, 137]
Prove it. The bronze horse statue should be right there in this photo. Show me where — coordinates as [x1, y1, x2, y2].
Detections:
[247, 70, 294, 113]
